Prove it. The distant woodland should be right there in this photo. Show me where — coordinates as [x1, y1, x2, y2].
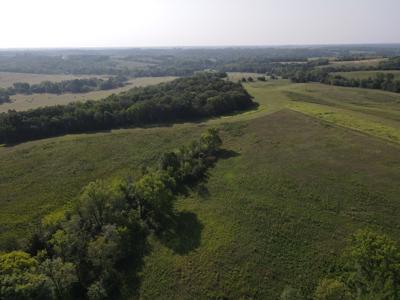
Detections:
[0, 72, 255, 143]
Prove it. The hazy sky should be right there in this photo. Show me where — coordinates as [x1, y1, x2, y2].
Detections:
[0, 0, 399, 48]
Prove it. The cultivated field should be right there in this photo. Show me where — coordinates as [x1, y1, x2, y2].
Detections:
[1, 78, 400, 298]
[0, 76, 176, 112]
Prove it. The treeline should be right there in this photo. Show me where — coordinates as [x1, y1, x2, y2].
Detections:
[327, 73, 400, 93]
[0, 129, 223, 300]
[379, 56, 400, 70]
[0, 73, 254, 144]
[1, 76, 128, 96]
[289, 69, 400, 93]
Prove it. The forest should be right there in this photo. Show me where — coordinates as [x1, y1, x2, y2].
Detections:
[6, 76, 128, 95]
[0, 72, 254, 143]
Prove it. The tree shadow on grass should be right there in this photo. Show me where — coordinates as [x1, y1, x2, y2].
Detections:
[218, 148, 240, 160]
[157, 211, 203, 255]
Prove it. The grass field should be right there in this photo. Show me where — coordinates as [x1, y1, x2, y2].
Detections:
[333, 70, 400, 80]
[316, 57, 387, 70]
[0, 72, 110, 88]
[0, 76, 176, 112]
[1, 78, 400, 298]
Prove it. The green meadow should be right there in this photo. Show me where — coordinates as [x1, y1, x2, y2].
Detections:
[1, 78, 400, 298]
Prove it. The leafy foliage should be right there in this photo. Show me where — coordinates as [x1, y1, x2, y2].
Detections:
[316, 229, 400, 300]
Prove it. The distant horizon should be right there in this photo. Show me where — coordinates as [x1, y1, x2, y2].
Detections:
[1, 0, 399, 49]
[1, 42, 400, 51]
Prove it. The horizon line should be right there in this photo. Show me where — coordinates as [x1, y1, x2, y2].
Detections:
[1, 42, 400, 51]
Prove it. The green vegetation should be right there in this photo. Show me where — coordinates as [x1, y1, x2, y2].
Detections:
[0, 129, 223, 299]
[315, 229, 400, 299]
[0, 73, 254, 143]
[0, 77, 176, 113]
[6, 76, 128, 95]
[2, 69, 400, 299]
[334, 70, 400, 81]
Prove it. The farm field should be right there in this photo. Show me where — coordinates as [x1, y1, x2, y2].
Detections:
[328, 57, 387, 67]
[0, 76, 176, 112]
[1, 78, 400, 298]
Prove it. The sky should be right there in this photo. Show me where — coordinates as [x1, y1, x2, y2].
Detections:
[0, 0, 399, 48]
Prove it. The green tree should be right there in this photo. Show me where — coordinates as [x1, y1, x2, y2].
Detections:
[314, 278, 352, 300]
[199, 128, 222, 156]
[135, 171, 176, 227]
[39, 258, 77, 300]
[0, 251, 49, 300]
[343, 229, 400, 299]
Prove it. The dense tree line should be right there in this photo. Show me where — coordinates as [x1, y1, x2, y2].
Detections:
[2, 76, 128, 96]
[327, 73, 400, 93]
[288, 69, 400, 93]
[0, 73, 254, 144]
[0, 129, 223, 299]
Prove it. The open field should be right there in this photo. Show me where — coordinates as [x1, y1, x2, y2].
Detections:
[0, 76, 176, 112]
[329, 57, 386, 67]
[333, 70, 400, 80]
[316, 57, 387, 70]
[1, 78, 400, 298]
[0, 72, 110, 88]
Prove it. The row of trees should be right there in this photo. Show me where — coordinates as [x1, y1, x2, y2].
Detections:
[288, 68, 400, 93]
[2, 76, 128, 96]
[327, 73, 400, 93]
[0, 128, 223, 299]
[0, 73, 254, 144]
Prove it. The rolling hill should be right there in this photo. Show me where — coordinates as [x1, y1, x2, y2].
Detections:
[1, 78, 400, 298]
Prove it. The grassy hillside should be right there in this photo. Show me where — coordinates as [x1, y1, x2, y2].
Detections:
[1, 79, 400, 298]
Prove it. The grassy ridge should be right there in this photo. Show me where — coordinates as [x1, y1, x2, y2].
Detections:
[1, 79, 400, 297]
